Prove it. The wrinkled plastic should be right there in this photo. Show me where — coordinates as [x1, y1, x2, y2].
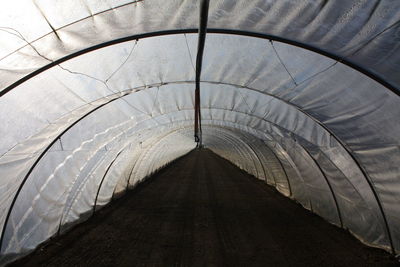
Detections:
[0, 1, 399, 264]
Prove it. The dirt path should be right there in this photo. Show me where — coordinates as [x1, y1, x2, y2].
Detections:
[11, 149, 397, 266]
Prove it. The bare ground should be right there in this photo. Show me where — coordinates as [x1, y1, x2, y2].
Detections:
[11, 149, 398, 266]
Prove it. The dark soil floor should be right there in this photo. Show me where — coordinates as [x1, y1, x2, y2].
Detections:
[11, 149, 398, 267]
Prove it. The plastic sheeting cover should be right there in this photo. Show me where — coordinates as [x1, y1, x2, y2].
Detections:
[0, 0, 399, 264]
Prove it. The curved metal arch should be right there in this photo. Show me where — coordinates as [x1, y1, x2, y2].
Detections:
[223, 124, 310, 207]
[64, 122, 281, 218]
[149, 118, 371, 221]
[0, 25, 395, 252]
[204, 128, 261, 177]
[120, 121, 292, 197]
[127, 127, 194, 185]
[1, 77, 385, 203]
[201, 124, 292, 195]
[233, 131, 299, 200]
[59, 125, 197, 233]
[230, 128, 299, 196]
[264, 143, 293, 197]
[236, 131, 293, 197]
[211, 124, 293, 196]
[143, 134, 191, 177]
[0, 94, 130, 252]
[204, 126, 285, 188]
[291, 138, 344, 227]
[136, 80, 396, 251]
[1, 28, 398, 99]
[1, 90, 181, 251]
[299, 141, 370, 210]
[123, 125, 197, 187]
[0, 76, 387, 230]
[0, 113, 375, 256]
[57, 125, 196, 235]
[3, 77, 383, 213]
[93, 126, 193, 214]
[109, 123, 269, 193]
[230, 132, 268, 182]
[207, 127, 297, 200]
[202, 131, 246, 167]
[145, 130, 195, 177]
[57, 146, 115, 235]
[2, 101, 389, 254]
[251, 130, 310, 203]
[0, 102, 378, 258]
[203, 125, 296, 197]
[63, 112, 357, 222]
[214, 122, 331, 203]
[243, 137, 292, 195]
[125, 130, 187, 187]
[125, 152, 141, 191]
[121, 122, 292, 197]
[93, 149, 126, 213]
[199, 107, 394, 252]
[52, 95, 390, 244]
[0, 92, 394, 254]
[232, 133, 273, 184]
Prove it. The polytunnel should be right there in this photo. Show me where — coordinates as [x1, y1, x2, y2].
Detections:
[0, 0, 399, 265]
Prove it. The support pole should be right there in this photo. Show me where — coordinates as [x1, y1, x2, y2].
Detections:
[194, 0, 210, 147]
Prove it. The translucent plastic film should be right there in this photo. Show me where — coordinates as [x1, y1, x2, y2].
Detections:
[0, 1, 399, 262]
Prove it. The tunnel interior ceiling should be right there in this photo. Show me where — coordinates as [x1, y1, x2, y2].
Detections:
[0, 82, 398, 257]
[0, 0, 400, 263]
[0, 0, 399, 94]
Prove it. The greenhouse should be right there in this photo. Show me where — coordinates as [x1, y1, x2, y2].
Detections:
[0, 0, 399, 265]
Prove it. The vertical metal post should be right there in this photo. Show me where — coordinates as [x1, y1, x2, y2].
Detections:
[194, 0, 210, 147]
